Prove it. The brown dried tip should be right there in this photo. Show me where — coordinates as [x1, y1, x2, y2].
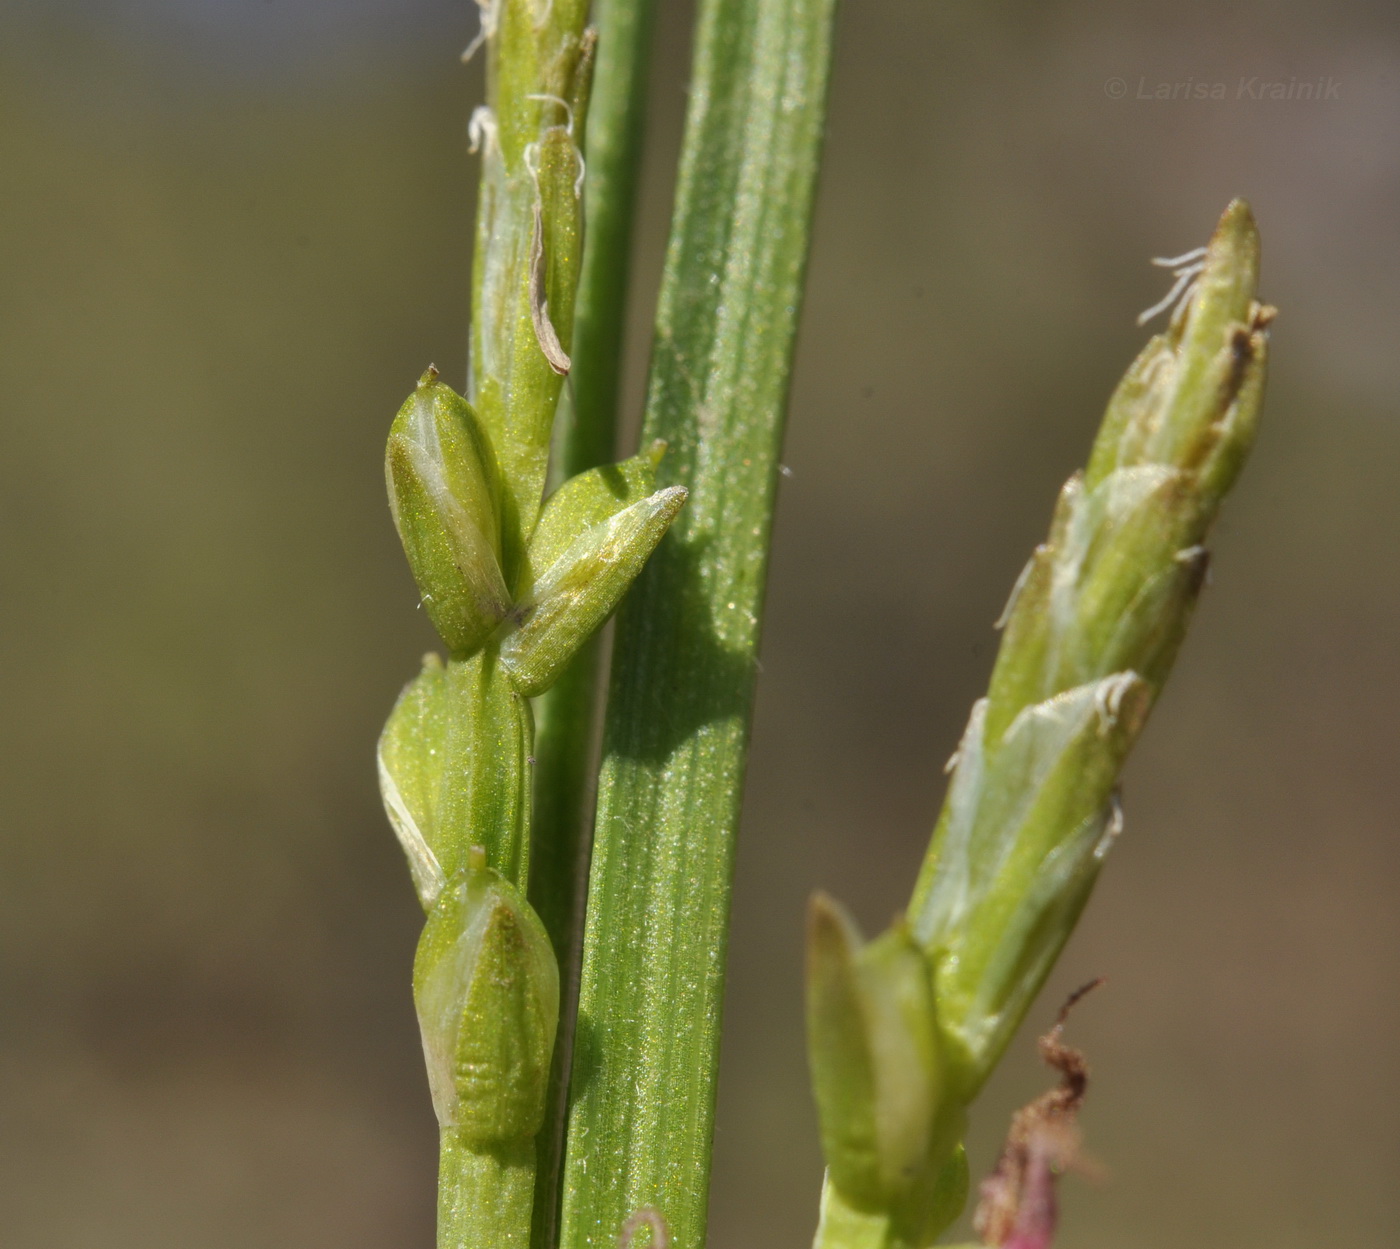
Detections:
[530, 202, 572, 375]
[973, 979, 1105, 1249]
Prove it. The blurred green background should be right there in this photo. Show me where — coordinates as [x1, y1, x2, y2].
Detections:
[2, 1, 1398, 1245]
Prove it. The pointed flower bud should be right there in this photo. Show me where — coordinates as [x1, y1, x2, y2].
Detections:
[511, 441, 665, 589]
[986, 199, 1272, 742]
[912, 675, 1146, 1090]
[907, 202, 1272, 1096]
[386, 369, 510, 656]
[807, 894, 954, 1210]
[500, 445, 686, 696]
[413, 850, 560, 1145]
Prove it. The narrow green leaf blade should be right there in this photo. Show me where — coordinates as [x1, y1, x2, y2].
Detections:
[556, 1, 838, 1247]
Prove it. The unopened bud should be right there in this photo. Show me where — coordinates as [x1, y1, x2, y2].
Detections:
[378, 651, 534, 910]
[806, 894, 951, 1209]
[413, 851, 559, 1145]
[529, 125, 586, 376]
[988, 203, 1271, 741]
[501, 450, 685, 696]
[386, 369, 510, 656]
[911, 674, 1148, 1089]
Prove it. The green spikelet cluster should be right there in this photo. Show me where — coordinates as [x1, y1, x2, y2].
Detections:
[808, 200, 1275, 1249]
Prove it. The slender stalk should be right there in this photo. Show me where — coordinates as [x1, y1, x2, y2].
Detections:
[439, 1134, 537, 1249]
[468, 0, 592, 583]
[529, 632, 605, 1247]
[420, 2, 592, 1232]
[562, 0, 658, 478]
[529, 6, 660, 1244]
[556, 2, 838, 1248]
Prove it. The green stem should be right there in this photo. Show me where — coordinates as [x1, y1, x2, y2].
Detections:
[555, 1, 837, 1247]
[529, 636, 605, 958]
[438, 1132, 537, 1249]
[813, 1184, 900, 1249]
[564, 0, 658, 477]
[529, 6, 659, 1246]
[432, 4, 590, 1244]
[528, 636, 600, 1249]
[468, 0, 591, 582]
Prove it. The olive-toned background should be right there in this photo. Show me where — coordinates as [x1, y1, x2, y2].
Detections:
[2, 2, 1398, 1246]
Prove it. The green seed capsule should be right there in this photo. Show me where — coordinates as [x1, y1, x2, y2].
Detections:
[413, 852, 559, 1145]
[806, 894, 950, 1209]
[386, 369, 510, 657]
[513, 441, 667, 593]
[377, 650, 535, 910]
[500, 467, 686, 697]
